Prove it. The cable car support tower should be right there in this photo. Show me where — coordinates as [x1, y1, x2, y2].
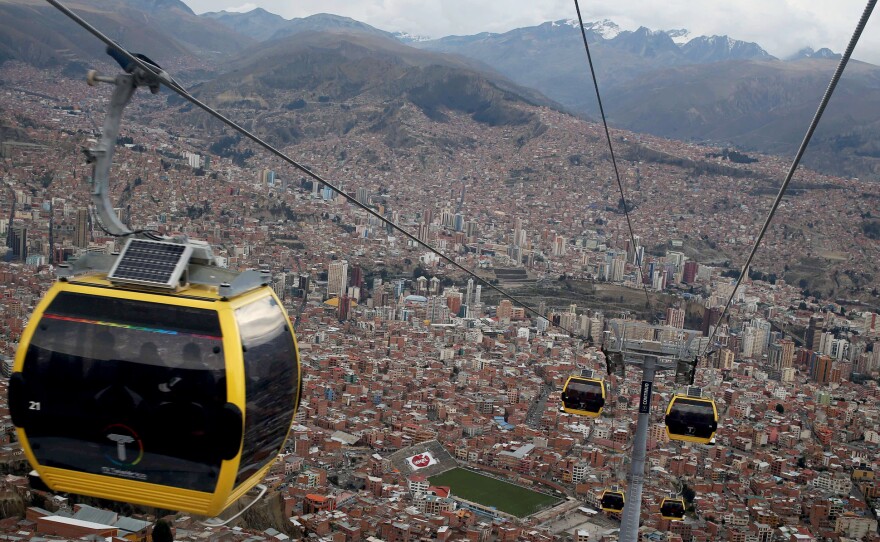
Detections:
[602, 321, 706, 542]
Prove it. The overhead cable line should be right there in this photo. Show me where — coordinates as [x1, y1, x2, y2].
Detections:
[573, 0, 654, 316]
[702, 0, 876, 357]
[44, 0, 588, 339]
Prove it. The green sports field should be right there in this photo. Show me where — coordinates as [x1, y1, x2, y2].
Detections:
[429, 468, 562, 518]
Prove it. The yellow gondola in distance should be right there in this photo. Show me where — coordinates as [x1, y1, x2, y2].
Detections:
[664, 386, 718, 445]
[560, 369, 606, 417]
[660, 496, 686, 520]
[600, 486, 625, 513]
[9, 238, 302, 516]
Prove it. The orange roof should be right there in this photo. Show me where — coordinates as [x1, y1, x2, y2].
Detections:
[428, 485, 450, 498]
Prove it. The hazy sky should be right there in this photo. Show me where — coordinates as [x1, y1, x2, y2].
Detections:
[182, 0, 880, 64]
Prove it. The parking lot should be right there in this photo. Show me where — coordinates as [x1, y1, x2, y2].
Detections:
[542, 510, 619, 538]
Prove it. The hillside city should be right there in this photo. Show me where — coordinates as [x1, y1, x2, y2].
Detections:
[0, 32, 879, 542]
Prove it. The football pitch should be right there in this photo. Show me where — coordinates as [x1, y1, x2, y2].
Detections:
[429, 468, 562, 518]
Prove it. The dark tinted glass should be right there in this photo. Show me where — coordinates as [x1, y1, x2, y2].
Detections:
[666, 398, 717, 439]
[661, 500, 685, 518]
[562, 379, 605, 413]
[234, 295, 298, 486]
[602, 493, 624, 510]
[21, 292, 226, 492]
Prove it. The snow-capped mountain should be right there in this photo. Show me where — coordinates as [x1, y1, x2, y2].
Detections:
[393, 31, 433, 43]
[680, 35, 775, 63]
[788, 47, 842, 60]
[580, 19, 622, 40]
[665, 29, 691, 45]
[414, 17, 803, 121]
[549, 18, 622, 39]
[610, 26, 681, 58]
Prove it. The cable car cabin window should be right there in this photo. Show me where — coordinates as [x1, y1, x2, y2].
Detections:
[234, 296, 297, 486]
[661, 499, 686, 519]
[20, 292, 225, 492]
[666, 398, 717, 439]
[601, 492, 624, 511]
[562, 380, 604, 412]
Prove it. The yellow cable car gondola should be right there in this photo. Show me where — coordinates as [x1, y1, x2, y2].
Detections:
[560, 369, 606, 417]
[664, 387, 718, 445]
[9, 238, 302, 516]
[660, 495, 686, 521]
[6, 58, 302, 517]
[600, 486, 625, 513]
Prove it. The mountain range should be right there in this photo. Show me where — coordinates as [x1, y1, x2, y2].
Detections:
[0, 0, 252, 67]
[202, 8, 395, 42]
[182, 30, 552, 149]
[0, 0, 879, 180]
[408, 18, 880, 179]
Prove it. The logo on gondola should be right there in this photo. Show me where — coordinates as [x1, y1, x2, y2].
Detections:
[406, 452, 437, 470]
[103, 424, 144, 467]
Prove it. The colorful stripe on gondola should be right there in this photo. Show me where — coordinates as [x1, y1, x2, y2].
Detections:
[42, 313, 222, 340]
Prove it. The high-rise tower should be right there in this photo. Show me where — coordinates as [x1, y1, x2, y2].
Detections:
[327, 260, 349, 297]
[9, 225, 27, 261]
[75, 208, 90, 248]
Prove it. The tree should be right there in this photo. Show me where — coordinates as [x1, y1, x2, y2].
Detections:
[681, 483, 696, 504]
[775, 404, 785, 414]
[39, 171, 54, 188]
[153, 520, 173, 542]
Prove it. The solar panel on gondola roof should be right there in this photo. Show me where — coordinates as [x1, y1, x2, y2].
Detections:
[108, 239, 192, 289]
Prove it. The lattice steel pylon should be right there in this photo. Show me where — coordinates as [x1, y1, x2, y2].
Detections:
[602, 320, 707, 542]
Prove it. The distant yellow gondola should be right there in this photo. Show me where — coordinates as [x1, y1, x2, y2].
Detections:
[660, 496, 686, 520]
[600, 487, 625, 512]
[560, 370, 606, 417]
[9, 239, 302, 516]
[665, 387, 718, 445]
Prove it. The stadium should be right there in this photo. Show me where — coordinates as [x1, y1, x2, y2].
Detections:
[387, 441, 564, 519]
